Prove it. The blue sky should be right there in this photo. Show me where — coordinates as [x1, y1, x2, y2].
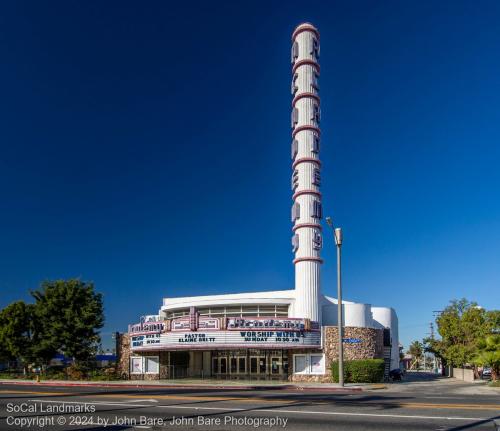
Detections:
[1, 1, 499, 350]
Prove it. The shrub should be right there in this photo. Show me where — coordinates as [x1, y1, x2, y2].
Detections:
[331, 359, 385, 383]
[43, 369, 67, 380]
[66, 365, 86, 380]
[87, 367, 120, 381]
[0, 372, 30, 379]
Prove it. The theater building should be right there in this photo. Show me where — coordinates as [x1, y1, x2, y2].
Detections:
[117, 23, 399, 382]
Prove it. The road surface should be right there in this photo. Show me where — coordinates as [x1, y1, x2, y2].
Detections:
[0, 379, 498, 430]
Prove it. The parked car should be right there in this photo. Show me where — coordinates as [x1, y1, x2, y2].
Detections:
[389, 369, 403, 381]
[481, 367, 492, 380]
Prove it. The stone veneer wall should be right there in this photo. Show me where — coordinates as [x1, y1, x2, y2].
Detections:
[116, 333, 130, 379]
[324, 326, 384, 362]
[116, 333, 169, 380]
[290, 326, 384, 383]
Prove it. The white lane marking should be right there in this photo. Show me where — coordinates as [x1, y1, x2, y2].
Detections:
[29, 399, 488, 422]
[30, 399, 151, 408]
[154, 404, 485, 421]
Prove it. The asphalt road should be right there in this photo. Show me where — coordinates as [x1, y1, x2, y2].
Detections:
[0, 380, 499, 431]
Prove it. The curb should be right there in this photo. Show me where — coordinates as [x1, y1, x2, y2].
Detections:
[366, 384, 387, 390]
[0, 380, 362, 392]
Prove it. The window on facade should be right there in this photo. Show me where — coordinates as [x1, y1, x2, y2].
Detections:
[312, 168, 321, 186]
[212, 358, 218, 374]
[312, 69, 320, 90]
[291, 107, 299, 129]
[276, 305, 289, 316]
[291, 169, 299, 191]
[311, 103, 320, 123]
[230, 358, 237, 373]
[293, 354, 325, 375]
[145, 356, 159, 374]
[166, 309, 189, 319]
[291, 73, 299, 95]
[291, 202, 300, 222]
[130, 357, 143, 374]
[291, 41, 299, 63]
[310, 355, 325, 374]
[291, 139, 298, 160]
[258, 306, 275, 316]
[312, 231, 322, 251]
[311, 200, 322, 219]
[293, 355, 307, 374]
[225, 307, 241, 317]
[312, 135, 320, 153]
[311, 38, 320, 60]
[292, 233, 299, 252]
[197, 308, 210, 316]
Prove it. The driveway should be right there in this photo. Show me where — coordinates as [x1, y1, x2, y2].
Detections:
[380, 371, 500, 397]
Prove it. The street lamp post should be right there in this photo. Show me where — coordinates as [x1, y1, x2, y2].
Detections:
[326, 217, 344, 387]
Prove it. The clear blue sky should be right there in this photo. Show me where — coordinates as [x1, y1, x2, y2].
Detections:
[1, 1, 499, 350]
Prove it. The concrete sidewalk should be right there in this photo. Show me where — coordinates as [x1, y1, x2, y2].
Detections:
[0, 378, 369, 392]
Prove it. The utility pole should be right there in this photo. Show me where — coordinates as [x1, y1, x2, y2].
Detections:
[336, 227, 343, 387]
[430, 322, 437, 373]
[326, 217, 344, 387]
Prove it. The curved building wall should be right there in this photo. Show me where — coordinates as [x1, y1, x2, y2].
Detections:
[322, 303, 374, 328]
[372, 306, 399, 370]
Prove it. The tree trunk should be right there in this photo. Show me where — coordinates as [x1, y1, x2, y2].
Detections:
[473, 365, 480, 380]
[492, 366, 499, 381]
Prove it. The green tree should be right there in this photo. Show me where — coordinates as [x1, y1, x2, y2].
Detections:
[423, 336, 446, 371]
[473, 334, 500, 381]
[435, 299, 491, 369]
[408, 340, 424, 370]
[31, 279, 104, 363]
[0, 301, 35, 372]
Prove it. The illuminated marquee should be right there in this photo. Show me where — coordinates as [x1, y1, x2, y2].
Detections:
[130, 330, 321, 350]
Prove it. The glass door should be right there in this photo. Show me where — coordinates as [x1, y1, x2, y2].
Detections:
[238, 357, 246, 374]
[259, 356, 266, 374]
[271, 357, 280, 375]
[212, 357, 218, 375]
[220, 357, 227, 374]
[230, 357, 237, 375]
[250, 357, 258, 374]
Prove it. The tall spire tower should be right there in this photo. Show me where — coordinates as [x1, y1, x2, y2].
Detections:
[291, 23, 322, 323]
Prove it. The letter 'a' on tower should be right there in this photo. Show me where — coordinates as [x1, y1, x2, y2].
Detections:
[290, 23, 322, 324]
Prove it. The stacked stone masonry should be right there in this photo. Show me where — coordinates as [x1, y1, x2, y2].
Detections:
[290, 326, 384, 383]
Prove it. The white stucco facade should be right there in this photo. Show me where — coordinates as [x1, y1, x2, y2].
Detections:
[158, 290, 399, 369]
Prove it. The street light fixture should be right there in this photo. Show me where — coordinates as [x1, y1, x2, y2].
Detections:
[325, 217, 344, 387]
